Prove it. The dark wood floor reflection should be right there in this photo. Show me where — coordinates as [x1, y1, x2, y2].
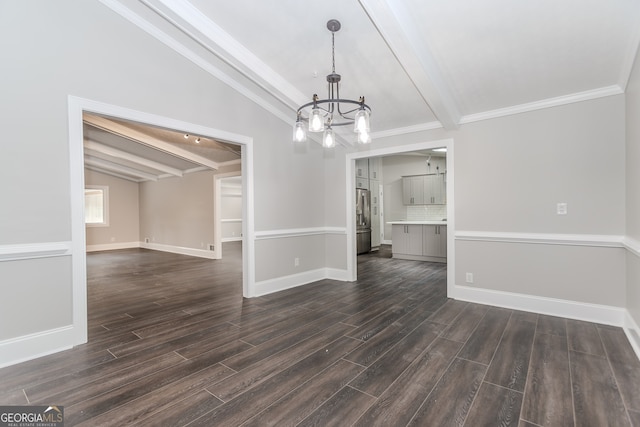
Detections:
[1, 243, 639, 426]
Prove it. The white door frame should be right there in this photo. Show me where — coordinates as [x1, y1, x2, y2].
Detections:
[68, 96, 255, 346]
[345, 138, 455, 296]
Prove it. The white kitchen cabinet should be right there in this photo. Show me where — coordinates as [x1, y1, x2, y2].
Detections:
[425, 174, 446, 204]
[355, 158, 369, 179]
[392, 224, 423, 256]
[402, 176, 425, 205]
[368, 157, 381, 180]
[403, 174, 446, 205]
[391, 223, 447, 262]
[423, 225, 447, 260]
[370, 179, 381, 248]
[356, 176, 369, 190]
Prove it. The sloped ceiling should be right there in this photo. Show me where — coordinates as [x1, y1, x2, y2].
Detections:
[99, 0, 640, 145]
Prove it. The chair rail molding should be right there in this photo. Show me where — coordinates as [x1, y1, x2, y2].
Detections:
[0, 242, 72, 262]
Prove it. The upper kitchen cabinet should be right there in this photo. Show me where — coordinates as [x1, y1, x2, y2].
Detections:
[402, 173, 446, 205]
[355, 158, 370, 189]
[368, 157, 381, 180]
[356, 158, 383, 191]
[355, 158, 369, 179]
[425, 174, 446, 204]
[402, 175, 425, 205]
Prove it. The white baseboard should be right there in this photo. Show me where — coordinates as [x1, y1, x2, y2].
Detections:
[86, 241, 140, 252]
[253, 268, 349, 297]
[0, 326, 76, 369]
[624, 311, 640, 361]
[140, 241, 216, 259]
[452, 285, 625, 326]
[325, 268, 350, 282]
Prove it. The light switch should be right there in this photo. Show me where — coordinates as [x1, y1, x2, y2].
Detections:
[557, 203, 567, 215]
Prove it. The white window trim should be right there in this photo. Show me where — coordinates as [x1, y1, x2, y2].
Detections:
[85, 185, 109, 227]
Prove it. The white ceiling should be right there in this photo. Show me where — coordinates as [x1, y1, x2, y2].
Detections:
[100, 0, 640, 147]
[83, 113, 241, 182]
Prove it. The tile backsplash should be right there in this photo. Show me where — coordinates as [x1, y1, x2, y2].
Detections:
[406, 204, 447, 221]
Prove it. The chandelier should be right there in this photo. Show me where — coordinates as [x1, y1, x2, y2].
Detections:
[293, 19, 372, 147]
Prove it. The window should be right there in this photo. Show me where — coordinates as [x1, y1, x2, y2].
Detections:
[85, 186, 109, 226]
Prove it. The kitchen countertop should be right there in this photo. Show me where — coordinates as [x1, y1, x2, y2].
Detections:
[387, 220, 447, 225]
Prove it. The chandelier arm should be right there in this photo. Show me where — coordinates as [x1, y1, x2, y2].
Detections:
[297, 99, 371, 117]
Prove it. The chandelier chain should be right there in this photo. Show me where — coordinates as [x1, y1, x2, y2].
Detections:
[331, 31, 336, 74]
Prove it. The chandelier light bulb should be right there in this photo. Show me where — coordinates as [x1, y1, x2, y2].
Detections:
[354, 109, 370, 133]
[293, 120, 307, 142]
[323, 127, 335, 148]
[309, 108, 324, 132]
[357, 130, 371, 145]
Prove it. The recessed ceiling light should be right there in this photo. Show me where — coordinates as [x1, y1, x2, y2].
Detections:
[195, 138, 201, 143]
[184, 134, 189, 139]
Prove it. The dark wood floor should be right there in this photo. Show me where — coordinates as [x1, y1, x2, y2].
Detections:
[1, 243, 639, 426]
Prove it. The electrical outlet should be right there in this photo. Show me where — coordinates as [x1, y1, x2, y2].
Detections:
[208, 244, 215, 251]
[557, 203, 567, 215]
[294, 257, 300, 267]
[466, 273, 474, 283]
[145, 237, 149, 243]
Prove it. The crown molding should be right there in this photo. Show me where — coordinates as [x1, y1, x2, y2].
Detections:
[371, 121, 443, 139]
[459, 85, 624, 125]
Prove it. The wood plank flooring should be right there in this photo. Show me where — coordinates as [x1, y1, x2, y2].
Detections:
[1, 242, 639, 426]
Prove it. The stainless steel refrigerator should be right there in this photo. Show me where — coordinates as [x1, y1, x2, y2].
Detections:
[356, 188, 371, 254]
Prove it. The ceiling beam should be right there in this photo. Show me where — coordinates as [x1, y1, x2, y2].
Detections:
[84, 157, 160, 181]
[85, 165, 143, 183]
[84, 140, 184, 177]
[139, 0, 353, 149]
[83, 114, 221, 170]
[358, 0, 461, 129]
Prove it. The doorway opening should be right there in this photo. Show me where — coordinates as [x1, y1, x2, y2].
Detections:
[345, 138, 455, 297]
[68, 96, 255, 346]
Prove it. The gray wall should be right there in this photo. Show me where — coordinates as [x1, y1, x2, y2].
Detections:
[325, 94, 626, 307]
[626, 45, 640, 329]
[0, 1, 326, 348]
[139, 170, 215, 250]
[84, 169, 140, 248]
